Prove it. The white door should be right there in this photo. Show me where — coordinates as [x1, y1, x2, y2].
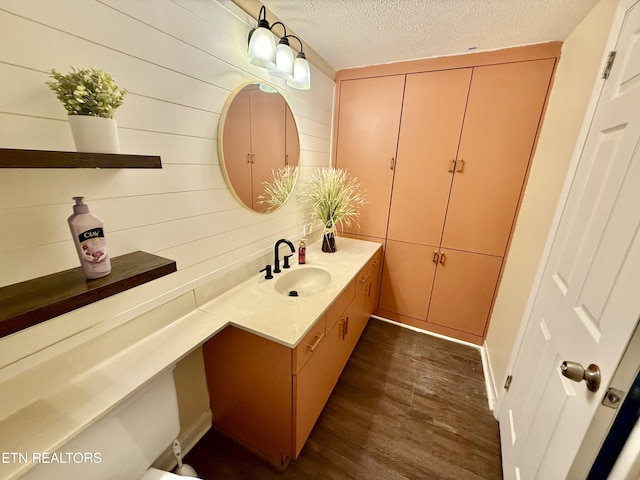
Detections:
[499, 1, 640, 478]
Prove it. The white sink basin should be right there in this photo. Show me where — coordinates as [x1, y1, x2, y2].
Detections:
[273, 267, 332, 297]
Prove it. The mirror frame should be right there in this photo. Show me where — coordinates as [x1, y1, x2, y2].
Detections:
[217, 81, 300, 214]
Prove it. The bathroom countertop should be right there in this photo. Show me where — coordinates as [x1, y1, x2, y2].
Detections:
[198, 236, 381, 347]
[0, 236, 380, 480]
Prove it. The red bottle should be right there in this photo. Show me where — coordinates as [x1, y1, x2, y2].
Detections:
[298, 239, 306, 264]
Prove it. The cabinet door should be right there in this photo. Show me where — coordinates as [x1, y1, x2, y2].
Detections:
[427, 249, 503, 336]
[202, 326, 292, 465]
[251, 89, 286, 211]
[365, 250, 382, 315]
[387, 69, 472, 246]
[221, 88, 252, 207]
[441, 59, 555, 256]
[294, 309, 351, 457]
[335, 76, 405, 239]
[343, 282, 368, 355]
[285, 106, 299, 167]
[378, 239, 437, 321]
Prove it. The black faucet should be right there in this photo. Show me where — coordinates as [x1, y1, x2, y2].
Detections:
[273, 238, 295, 274]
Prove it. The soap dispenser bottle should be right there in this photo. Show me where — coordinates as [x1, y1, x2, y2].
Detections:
[67, 196, 111, 279]
[298, 238, 306, 264]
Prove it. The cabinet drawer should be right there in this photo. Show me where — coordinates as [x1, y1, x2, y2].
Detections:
[356, 249, 383, 292]
[292, 314, 326, 374]
[293, 315, 349, 457]
[355, 264, 368, 293]
[326, 279, 355, 330]
[370, 249, 382, 274]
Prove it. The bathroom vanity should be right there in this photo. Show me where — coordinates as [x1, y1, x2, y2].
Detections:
[201, 237, 382, 468]
[0, 237, 380, 479]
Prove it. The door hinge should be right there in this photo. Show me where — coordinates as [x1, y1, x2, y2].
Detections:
[602, 387, 625, 409]
[504, 375, 513, 391]
[602, 51, 617, 79]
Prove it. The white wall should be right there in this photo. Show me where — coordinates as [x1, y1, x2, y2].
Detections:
[0, 0, 334, 367]
[484, 0, 619, 397]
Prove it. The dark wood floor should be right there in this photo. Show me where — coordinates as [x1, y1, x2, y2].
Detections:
[184, 318, 502, 479]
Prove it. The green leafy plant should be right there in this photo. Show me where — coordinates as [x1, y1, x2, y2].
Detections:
[297, 167, 366, 230]
[47, 67, 127, 118]
[258, 165, 298, 212]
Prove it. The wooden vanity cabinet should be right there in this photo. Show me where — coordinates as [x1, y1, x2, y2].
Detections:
[202, 326, 293, 466]
[202, 250, 382, 468]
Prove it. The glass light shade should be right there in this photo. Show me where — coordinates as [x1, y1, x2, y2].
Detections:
[287, 56, 311, 90]
[258, 82, 278, 93]
[269, 43, 294, 80]
[247, 27, 276, 69]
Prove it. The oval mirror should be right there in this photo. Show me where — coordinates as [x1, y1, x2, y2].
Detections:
[218, 82, 300, 213]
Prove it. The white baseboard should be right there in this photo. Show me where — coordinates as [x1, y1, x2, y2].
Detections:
[154, 409, 212, 471]
[371, 315, 482, 349]
[180, 409, 213, 456]
[480, 343, 498, 413]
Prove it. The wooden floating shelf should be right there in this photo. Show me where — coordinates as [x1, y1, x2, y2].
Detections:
[0, 148, 162, 169]
[0, 251, 177, 339]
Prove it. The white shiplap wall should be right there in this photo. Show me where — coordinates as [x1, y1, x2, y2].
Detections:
[0, 0, 334, 368]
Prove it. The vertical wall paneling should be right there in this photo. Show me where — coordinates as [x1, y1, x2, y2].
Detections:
[0, 0, 334, 366]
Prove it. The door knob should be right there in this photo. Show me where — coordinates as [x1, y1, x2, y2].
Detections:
[560, 361, 601, 392]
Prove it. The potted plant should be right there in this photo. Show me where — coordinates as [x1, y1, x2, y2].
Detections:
[47, 67, 127, 153]
[297, 167, 366, 252]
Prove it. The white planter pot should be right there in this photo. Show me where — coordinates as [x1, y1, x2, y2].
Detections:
[67, 115, 120, 154]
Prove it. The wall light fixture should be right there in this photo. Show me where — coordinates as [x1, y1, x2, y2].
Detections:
[247, 6, 311, 90]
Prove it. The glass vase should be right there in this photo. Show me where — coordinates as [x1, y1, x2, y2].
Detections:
[322, 225, 337, 253]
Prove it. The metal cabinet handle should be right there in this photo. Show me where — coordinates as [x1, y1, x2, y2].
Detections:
[449, 159, 456, 172]
[561, 361, 601, 392]
[432, 250, 439, 264]
[365, 282, 372, 297]
[439, 252, 446, 266]
[456, 158, 465, 173]
[285, 154, 289, 166]
[307, 333, 325, 352]
[247, 154, 251, 163]
[390, 157, 395, 170]
[251, 154, 255, 164]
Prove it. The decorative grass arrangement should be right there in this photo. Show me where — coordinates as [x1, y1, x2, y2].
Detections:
[258, 165, 298, 212]
[297, 167, 366, 251]
[47, 67, 127, 118]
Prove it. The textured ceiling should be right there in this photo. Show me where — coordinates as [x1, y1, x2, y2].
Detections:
[260, 0, 599, 71]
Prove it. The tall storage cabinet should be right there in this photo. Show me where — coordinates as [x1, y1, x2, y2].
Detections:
[334, 75, 405, 240]
[334, 44, 560, 344]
